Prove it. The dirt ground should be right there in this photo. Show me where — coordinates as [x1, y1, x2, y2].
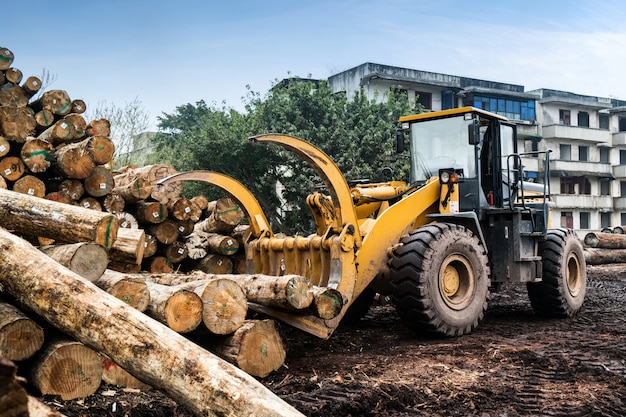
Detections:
[44, 264, 626, 417]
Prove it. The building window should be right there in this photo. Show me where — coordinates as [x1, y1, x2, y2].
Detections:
[561, 212, 574, 229]
[559, 109, 571, 125]
[578, 111, 589, 127]
[560, 177, 591, 194]
[601, 179, 611, 196]
[600, 147, 610, 164]
[579, 212, 590, 229]
[560, 144, 571, 160]
[472, 95, 535, 121]
[622, 212, 626, 225]
[579, 146, 589, 162]
[621, 150, 626, 165]
[620, 117, 626, 132]
[416, 91, 432, 110]
[601, 212, 611, 228]
[441, 90, 454, 110]
[599, 114, 610, 129]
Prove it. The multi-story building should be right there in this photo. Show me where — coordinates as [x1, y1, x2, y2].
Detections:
[327, 62, 626, 235]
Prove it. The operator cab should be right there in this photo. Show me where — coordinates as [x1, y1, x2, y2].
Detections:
[399, 106, 541, 217]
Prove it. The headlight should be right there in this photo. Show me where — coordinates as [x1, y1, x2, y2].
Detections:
[440, 171, 450, 184]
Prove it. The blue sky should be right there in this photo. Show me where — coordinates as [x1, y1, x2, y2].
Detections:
[4, 1, 626, 130]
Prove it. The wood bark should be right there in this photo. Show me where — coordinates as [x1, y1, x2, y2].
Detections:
[185, 231, 239, 257]
[0, 228, 303, 416]
[584, 231, 626, 249]
[102, 356, 151, 390]
[583, 247, 626, 265]
[95, 270, 150, 312]
[0, 356, 29, 417]
[310, 287, 344, 319]
[238, 274, 313, 310]
[31, 339, 103, 400]
[110, 227, 145, 265]
[39, 242, 108, 282]
[214, 319, 286, 378]
[0, 188, 118, 249]
[12, 175, 46, 198]
[21, 137, 53, 173]
[45, 191, 73, 205]
[114, 164, 181, 203]
[145, 280, 203, 333]
[27, 395, 67, 417]
[0, 301, 45, 361]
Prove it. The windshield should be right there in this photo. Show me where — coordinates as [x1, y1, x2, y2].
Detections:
[409, 116, 476, 182]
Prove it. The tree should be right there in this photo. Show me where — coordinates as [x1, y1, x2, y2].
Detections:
[88, 97, 151, 168]
[152, 79, 414, 234]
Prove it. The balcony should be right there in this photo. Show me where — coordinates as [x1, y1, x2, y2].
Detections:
[549, 160, 613, 177]
[614, 197, 626, 210]
[613, 132, 626, 146]
[542, 124, 611, 144]
[553, 194, 612, 209]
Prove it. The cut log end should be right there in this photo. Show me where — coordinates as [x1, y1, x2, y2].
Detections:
[163, 290, 203, 333]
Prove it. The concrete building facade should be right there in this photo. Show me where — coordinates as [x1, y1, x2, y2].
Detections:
[327, 63, 626, 235]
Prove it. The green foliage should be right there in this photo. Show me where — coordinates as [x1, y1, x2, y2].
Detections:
[151, 80, 414, 234]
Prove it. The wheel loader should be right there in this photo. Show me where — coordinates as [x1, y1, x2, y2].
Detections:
[159, 106, 587, 338]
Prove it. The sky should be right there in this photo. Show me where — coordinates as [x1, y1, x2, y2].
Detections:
[4, 0, 626, 130]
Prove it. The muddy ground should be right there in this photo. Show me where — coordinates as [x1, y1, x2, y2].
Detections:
[45, 264, 626, 417]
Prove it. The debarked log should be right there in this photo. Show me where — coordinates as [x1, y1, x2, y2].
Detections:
[0, 188, 118, 249]
[0, 227, 304, 417]
[0, 301, 45, 361]
[584, 231, 626, 249]
[583, 247, 626, 265]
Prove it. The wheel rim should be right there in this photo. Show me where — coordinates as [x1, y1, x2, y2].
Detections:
[439, 254, 475, 310]
[566, 252, 583, 297]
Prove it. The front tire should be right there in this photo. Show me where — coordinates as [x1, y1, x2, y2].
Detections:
[388, 223, 490, 337]
[527, 228, 586, 316]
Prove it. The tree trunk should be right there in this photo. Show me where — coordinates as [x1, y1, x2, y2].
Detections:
[310, 287, 344, 319]
[158, 240, 188, 264]
[71, 99, 86, 114]
[0, 228, 304, 416]
[0, 301, 45, 361]
[115, 211, 138, 229]
[0, 84, 29, 107]
[12, 175, 46, 198]
[193, 254, 233, 274]
[191, 195, 209, 211]
[114, 164, 181, 203]
[0, 356, 29, 417]
[167, 197, 194, 221]
[185, 231, 239, 256]
[0, 47, 15, 70]
[0, 136, 9, 157]
[31, 339, 103, 400]
[102, 356, 151, 390]
[22, 75, 42, 97]
[102, 191, 126, 214]
[85, 135, 114, 165]
[147, 218, 180, 244]
[77, 196, 102, 211]
[30, 90, 72, 116]
[83, 165, 114, 197]
[113, 176, 153, 203]
[21, 137, 53, 173]
[95, 269, 150, 312]
[5, 68, 22, 84]
[0, 155, 25, 181]
[64, 113, 87, 140]
[109, 227, 145, 265]
[86, 118, 110, 137]
[583, 247, 626, 265]
[58, 179, 84, 201]
[145, 280, 203, 333]
[213, 319, 286, 378]
[584, 231, 626, 249]
[143, 233, 158, 258]
[238, 274, 313, 310]
[34, 109, 54, 130]
[0, 188, 118, 249]
[132, 201, 167, 225]
[52, 140, 95, 179]
[138, 274, 248, 335]
[37, 119, 74, 146]
[197, 197, 244, 234]
[0, 106, 36, 142]
[144, 256, 174, 273]
[39, 242, 108, 282]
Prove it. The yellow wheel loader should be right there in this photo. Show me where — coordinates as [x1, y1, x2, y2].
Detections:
[159, 106, 586, 338]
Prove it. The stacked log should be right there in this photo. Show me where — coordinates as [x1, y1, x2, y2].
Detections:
[583, 230, 626, 265]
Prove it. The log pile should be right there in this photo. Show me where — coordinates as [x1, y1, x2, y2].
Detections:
[583, 229, 626, 265]
[0, 46, 308, 416]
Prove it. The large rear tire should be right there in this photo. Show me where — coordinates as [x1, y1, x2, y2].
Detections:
[388, 223, 490, 337]
[527, 228, 586, 316]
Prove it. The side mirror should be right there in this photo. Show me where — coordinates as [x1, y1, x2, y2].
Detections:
[468, 120, 480, 145]
[395, 129, 405, 153]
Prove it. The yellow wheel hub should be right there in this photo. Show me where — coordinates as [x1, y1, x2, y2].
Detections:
[439, 254, 475, 310]
[566, 252, 583, 297]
